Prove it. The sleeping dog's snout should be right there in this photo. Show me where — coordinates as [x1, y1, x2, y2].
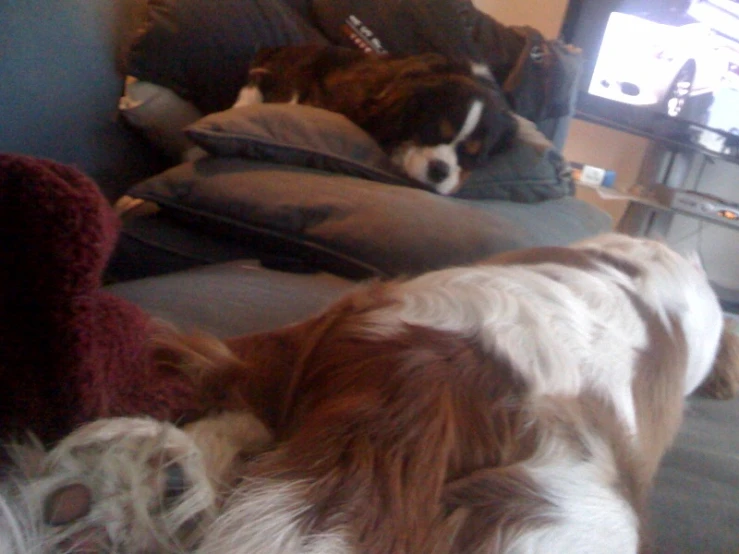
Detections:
[427, 159, 451, 184]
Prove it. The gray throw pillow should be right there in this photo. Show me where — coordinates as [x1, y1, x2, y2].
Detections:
[186, 104, 416, 187]
[454, 115, 575, 202]
[126, 157, 535, 278]
[185, 104, 574, 202]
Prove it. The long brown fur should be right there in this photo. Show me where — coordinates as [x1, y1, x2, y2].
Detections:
[151, 284, 647, 552]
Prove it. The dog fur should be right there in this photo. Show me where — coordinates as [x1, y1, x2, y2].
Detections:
[234, 45, 518, 195]
[2, 233, 737, 553]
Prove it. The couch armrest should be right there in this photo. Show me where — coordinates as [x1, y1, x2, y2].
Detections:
[0, 0, 166, 201]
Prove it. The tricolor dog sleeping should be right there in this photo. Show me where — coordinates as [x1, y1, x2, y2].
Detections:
[3, 234, 739, 553]
[233, 45, 518, 195]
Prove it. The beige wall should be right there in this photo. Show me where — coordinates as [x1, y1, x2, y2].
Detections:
[563, 120, 651, 190]
[472, 0, 648, 223]
[564, 121, 650, 223]
[471, 0, 568, 38]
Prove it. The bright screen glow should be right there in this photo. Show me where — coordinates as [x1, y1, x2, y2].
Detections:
[582, 1, 739, 153]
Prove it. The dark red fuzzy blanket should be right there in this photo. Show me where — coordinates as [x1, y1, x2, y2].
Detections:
[0, 154, 196, 443]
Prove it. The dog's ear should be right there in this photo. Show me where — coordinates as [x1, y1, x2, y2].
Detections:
[484, 109, 519, 158]
[362, 81, 423, 144]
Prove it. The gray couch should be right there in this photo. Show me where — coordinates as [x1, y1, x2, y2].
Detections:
[1, 0, 610, 282]
[1, 1, 737, 553]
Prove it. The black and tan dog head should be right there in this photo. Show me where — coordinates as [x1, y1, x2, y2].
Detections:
[235, 46, 518, 194]
[364, 66, 518, 194]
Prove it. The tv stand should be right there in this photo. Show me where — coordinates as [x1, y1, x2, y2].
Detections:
[609, 143, 739, 313]
[610, 188, 739, 313]
[617, 185, 739, 235]
[617, 142, 739, 232]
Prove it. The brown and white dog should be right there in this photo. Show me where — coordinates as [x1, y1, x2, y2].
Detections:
[233, 45, 518, 195]
[3, 233, 738, 553]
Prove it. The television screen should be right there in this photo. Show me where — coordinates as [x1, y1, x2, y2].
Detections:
[561, 0, 739, 154]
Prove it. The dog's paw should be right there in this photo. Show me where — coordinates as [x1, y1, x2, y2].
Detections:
[15, 418, 217, 553]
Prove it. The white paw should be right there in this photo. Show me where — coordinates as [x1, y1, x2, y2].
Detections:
[36, 418, 216, 553]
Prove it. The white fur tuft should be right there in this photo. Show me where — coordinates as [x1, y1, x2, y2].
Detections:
[198, 479, 350, 554]
[470, 61, 494, 79]
[510, 420, 639, 553]
[391, 142, 461, 194]
[233, 85, 264, 108]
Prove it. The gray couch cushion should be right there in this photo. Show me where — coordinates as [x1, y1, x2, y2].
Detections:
[126, 156, 609, 279]
[127, 157, 529, 278]
[454, 114, 575, 202]
[108, 260, 356, 337]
